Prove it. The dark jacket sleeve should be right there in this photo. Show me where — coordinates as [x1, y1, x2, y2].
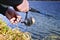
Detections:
[0, 0, 23, 15]
[0, 4, 8, 15]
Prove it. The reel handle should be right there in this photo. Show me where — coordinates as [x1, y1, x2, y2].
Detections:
[25, 12, 28, 20]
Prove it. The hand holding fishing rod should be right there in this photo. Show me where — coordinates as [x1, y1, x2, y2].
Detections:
[13, 7, 53, 26]
[6, 6, 54, 26]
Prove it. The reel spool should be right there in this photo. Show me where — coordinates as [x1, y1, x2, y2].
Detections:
[21, 12, 35, 26]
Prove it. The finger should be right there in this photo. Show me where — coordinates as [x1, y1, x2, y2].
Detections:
[21, 8, 29, 12]
[14, 21, 18, 24]
[17, 16, 22, 22]
[16, 18, 19, 23]
[10, 17, 16, 24]
[13, 16, 21, 24]
[20, 8, 27, 12]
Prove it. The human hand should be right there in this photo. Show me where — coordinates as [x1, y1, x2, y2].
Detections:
[5, 8, 21, 24]
[16, 0, 29, 12]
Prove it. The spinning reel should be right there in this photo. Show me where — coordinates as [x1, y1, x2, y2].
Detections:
[21, 7, 54, 26]
[20, 7, 41, 26]
[21, 12, 35, 26]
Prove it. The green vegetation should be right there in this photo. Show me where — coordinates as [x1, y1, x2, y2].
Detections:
[0, 19, 31, 40]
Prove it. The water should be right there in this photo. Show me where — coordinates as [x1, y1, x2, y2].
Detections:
[0, 1, 60, 40]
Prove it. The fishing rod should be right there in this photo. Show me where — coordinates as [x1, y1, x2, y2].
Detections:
[29, 7, 54, 17]
[21, 7, 54, 26]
